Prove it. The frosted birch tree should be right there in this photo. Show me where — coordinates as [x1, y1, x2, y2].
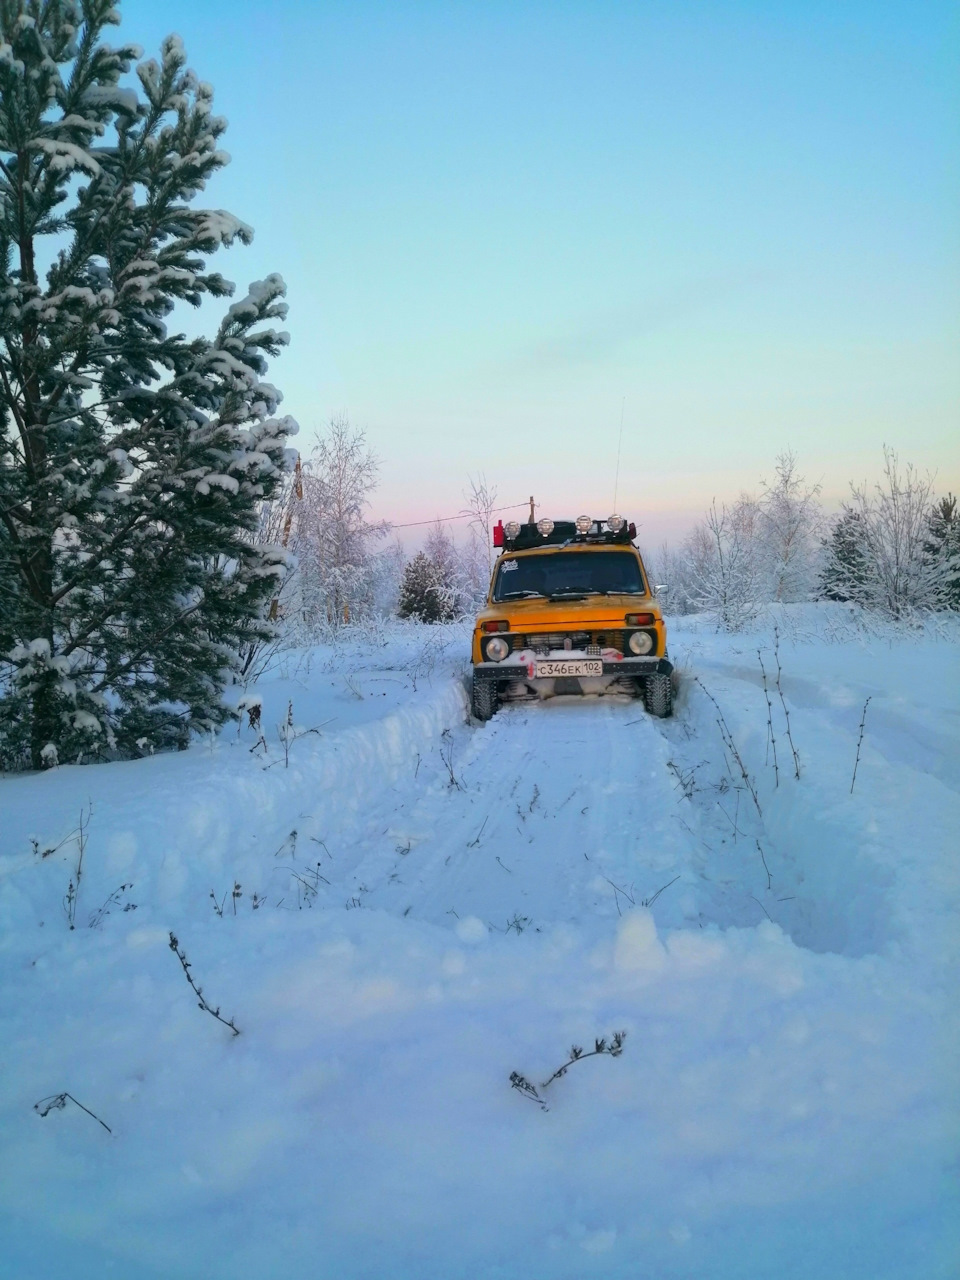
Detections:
[295, 415, 386, 631]
[757, 451, 822, 601]
[687, 497, 764, 630]
[842, 449, 955, 616]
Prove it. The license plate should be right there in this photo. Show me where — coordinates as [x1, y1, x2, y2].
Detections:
[534, 659, 603, 678]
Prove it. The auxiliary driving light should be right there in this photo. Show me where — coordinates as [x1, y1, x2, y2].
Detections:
[607, 514, 625, 532]
[537, 518, 555, 537]
[504, 521, 521, 539]
[484, 636, 510, 662]
[575, 515, 592, 534]
[628, 630, 654, 655]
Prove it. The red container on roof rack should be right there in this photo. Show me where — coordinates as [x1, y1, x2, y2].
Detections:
[493, 520, 504, 547]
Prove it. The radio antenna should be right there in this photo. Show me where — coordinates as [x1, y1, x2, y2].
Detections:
[613, 397, 625, 512]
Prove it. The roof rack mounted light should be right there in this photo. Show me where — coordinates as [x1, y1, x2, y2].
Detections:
[502, 519, 636, 550]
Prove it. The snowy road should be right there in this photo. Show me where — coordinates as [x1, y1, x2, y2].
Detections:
[1, 612, 958, 1280]
[318, 695, 692, 936]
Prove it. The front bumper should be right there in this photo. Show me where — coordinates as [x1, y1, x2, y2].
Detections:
[473, 656, 673, 681]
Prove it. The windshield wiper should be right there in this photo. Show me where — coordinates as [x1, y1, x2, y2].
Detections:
[548, 587, 593, 599]
[499, 589, 546, 600]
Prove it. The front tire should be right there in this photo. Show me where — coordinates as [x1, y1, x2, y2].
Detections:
[643, 672, 673, 718]
[471, 672, 500, 722]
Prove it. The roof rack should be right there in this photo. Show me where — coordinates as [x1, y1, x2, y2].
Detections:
[502, 519, 635, 551]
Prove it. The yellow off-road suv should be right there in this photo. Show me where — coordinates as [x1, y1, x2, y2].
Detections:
[470, 515, 673, 721]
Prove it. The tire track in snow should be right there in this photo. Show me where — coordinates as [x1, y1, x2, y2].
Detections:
[346, 696, 700, 935]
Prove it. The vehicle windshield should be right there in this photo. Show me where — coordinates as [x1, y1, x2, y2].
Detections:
[492, 550, 647, 601]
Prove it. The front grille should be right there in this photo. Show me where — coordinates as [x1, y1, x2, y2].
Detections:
[516, 630, 626, 655]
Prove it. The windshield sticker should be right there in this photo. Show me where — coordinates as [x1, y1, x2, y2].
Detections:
[500, 560, 518, 571]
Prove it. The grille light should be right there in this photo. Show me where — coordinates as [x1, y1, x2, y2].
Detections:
[628, 630, 654, 655]
[575, 515, 592, 534]
[484, 636, 509, 662]
[537, 518, 555, 537]
[607, 514, 625, 532]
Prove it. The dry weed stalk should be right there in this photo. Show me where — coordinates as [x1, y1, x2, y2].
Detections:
[168, 933, 241, 1036]
[850, 697, 872, 793]
[510, 1032, 627, 1111]
[694, 679, 762, 817]
[773, 627, 801, 779]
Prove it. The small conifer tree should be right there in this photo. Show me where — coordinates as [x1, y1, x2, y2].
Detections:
[819, 510, 873, 603]
[398, 552, 445, 623]
[924, 495, 960, 610]
[0, 2, 296, 769]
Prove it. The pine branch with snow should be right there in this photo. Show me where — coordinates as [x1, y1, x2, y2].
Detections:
[0, 4, 296, 769]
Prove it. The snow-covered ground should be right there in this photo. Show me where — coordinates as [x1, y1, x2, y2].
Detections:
[1, 607, 958, 1280]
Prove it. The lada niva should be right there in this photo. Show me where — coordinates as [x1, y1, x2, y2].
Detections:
[470, 515, 673, 721]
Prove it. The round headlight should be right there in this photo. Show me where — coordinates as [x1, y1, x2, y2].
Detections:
[504, 521, 520, 539]
[628, 630, 654, 655]
[484, 636, 509, 662]
[537, 518, 555, 537]
[607, 514, 625, 532]
[575, 515, 592, 534]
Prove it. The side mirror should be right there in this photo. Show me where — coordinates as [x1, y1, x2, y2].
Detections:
[655, 584, 668, 592]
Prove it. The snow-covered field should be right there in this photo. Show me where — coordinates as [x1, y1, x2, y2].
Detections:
[1, 608, 957, 1280]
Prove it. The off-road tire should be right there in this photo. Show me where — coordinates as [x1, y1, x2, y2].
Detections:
[643, 672, 673, 718]
[471, 673, 500, 722]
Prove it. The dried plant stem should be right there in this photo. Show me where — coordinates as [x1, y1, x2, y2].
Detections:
[602, 876, 635, 916]
[850, 697, 872, 793]
[34, 1092, 111, 1133]
[773, 627, 801, 779]
[642, 874, 680, 908]
[757, 650, 780, 787]
[467, 816, 488, 847]
[750, 894, 773, 922]
[510, 1032, 627, 1110]
[63, 804, 91, 930]
[695, 679, 762, 816]
[440, 730, 463, 790]
[756, 839, 772, 890]
[168, 933, 241, 1036]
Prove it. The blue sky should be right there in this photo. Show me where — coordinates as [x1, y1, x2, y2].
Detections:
[123, 0, 958, 543]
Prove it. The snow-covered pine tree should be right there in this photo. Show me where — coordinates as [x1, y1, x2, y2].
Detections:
[924, 494, 960, 611]
[0, 3, 296, 769]
[819, 509, 873, 602]
[423, 519, 460, 619]
[398, 551, 446, 623]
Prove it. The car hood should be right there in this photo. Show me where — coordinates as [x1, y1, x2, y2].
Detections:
[479, 595, 659, 629]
